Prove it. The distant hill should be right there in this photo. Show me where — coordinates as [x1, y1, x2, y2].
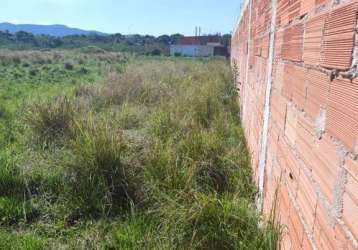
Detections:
[0, 22, 107, 37]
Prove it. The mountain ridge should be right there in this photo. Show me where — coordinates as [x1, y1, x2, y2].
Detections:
[0, 22, 108, 37]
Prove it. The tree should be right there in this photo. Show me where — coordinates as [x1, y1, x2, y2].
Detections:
[221, 34, 232, 47]
[169, 33, 184, 45]
[157, 35, 170, 45]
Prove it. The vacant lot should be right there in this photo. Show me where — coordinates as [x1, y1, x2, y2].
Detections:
[0, 50, 279, 249]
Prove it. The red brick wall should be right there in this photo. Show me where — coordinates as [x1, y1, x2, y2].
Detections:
[231, 0, 358, 249]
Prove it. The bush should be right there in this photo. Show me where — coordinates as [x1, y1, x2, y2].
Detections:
[2, 58, 280, 248]
[80, 46, 106, 54]
[150, 49, 161, 56]
[64, 62, 74, 70]
[158, 193, 279, 250]
[0, 197, 36, 225]
[0, 149, 25, 196]
[111, 212, 159, 249]
[94, 66, 174, 106]
[66, 117, 144, 216]
[24, 97, 75, 145]
[29, 68, 38, 76]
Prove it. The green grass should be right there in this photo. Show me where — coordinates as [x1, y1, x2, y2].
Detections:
[0, 51, 280, 249]
[0, 230, 47, 250]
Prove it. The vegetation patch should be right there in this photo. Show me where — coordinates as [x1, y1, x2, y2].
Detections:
[0, 52, 280, 249]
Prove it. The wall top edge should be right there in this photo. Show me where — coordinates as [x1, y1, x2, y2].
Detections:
[234, 0, 250, 31]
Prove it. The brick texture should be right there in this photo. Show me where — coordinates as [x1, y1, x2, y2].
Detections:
[321, 2, 358, 70]
[232, 0, 358, 249]
[327, 77, 358, 153]
[303, 13, 327, 66]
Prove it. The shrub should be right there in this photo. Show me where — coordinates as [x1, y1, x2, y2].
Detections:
[24, 97, 75, 145]
[1, 58, 280, 248]
[78, 66, 89, 75]
[66, 116, 144, 216]
[150, 49, 161, 56]
[12, 56, 22, 65]
[111, 212, 159, 249]
[22, 62, 30, 67]
[88, 62, 181, 107]
[0, 149, 25, 196]
[158, 193, 279, 250]
[64, 62, 74, 70]
[114, 103, 147, 130]
[29, 68, 38, 76]
[80, 46, 106, 54]
[0, 197, 36, 225]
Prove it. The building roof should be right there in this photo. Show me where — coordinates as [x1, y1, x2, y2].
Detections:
[178, 36, 221, 45]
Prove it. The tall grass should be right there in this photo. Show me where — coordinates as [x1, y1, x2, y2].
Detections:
[66, 116, 145, 217]
[1, 58, 280, 249]
[24, 97, 74, 145]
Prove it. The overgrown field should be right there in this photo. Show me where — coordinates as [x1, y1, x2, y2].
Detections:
[0, 50, 280, 249]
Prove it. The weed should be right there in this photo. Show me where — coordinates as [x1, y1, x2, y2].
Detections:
[0, 230, 47, 250]
[0, 56, 280, 249]
[24, 97, 74, 145]
[66, 116, 144, 217]
[0, 197, 36, 225]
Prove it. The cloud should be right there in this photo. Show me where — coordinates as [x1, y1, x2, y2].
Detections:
[8, 19, 52, 25]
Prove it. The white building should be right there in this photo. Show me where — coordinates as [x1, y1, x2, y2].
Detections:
[169, 36, 228, 57]
[170, 45, 214, 57]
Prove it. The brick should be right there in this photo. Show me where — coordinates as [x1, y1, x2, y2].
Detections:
[292, 66, 307, 111]
[296, 114, 316, 168]
[344, 157, 358, 182]
[273, 62, 285, 92]
[314, 202, 348, 250]
[231, 0, 358, 249]
[270, 89, 287, 131]
[311, 136, 342, 203]
[276, 0, 290, 27]
[282, 64, 294, 100]
[297, 112, 315, 135]
[282, 24, 304, 61]
[288, 205, 305, 249]
[300, 0, 315, 16]
[263, 174, 280, 216]
[279, 184, 291, 226]
[296, 170, 317, 233]
[282, 64, 306, 102]
[321, 2, 358, 69]
[284, 103, 298, 147]
[288, 0, 301, 22]
[296, 132, 341, 203]
[254, 37, 262, 56]
[268, 130, 279, 169]
[277, 138, 300, 197]
[271, 155, 283, 182]
[281, 233, 292, 250]
[262, 34, 270, 58]
[315, 0, 327, 5]
[326, 77, 358, 153]
[302, 234, 314, 250]
[275, 30, 284, 59]
[305, 69, 330, 119]
[334, 224, 354, 250]
[303, 13, 327, 66]
[342, 174, 358, 240]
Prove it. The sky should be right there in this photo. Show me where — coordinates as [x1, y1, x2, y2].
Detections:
[1, 0, 243, 36]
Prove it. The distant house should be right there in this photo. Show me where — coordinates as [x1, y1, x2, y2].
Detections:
[170, 36, 228, 57]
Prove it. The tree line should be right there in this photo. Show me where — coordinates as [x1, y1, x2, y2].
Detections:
[0, 30, 231, 55]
